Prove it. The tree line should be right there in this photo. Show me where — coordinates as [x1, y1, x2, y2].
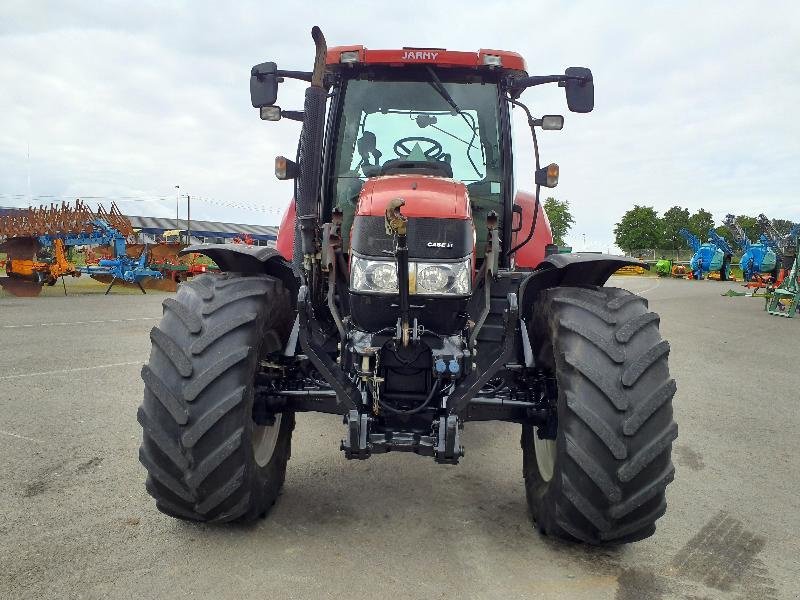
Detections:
[613, 205, 797, 253]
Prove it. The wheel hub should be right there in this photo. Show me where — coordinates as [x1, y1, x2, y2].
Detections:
[533, 426, 557, 482]
[252, 414, 282, 467]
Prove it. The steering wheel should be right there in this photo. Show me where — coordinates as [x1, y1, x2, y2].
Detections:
[393, 136, 444, 160]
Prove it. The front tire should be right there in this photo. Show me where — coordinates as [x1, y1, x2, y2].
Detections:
[138, 272, 294, 522]
[522, 286, 677, 545]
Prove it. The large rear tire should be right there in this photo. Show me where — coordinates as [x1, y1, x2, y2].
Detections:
[522, 286, 677, 545]
[138, 272, 295, 522]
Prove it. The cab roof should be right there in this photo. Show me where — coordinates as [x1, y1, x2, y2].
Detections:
[326, 46, 527, 74]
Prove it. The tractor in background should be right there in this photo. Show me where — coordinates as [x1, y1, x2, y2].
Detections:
[139, 27, 677, 546]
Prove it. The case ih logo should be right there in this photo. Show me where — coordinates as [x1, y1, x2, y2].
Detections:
[427, 241, 453, 248]
[402, 50, 439, 61]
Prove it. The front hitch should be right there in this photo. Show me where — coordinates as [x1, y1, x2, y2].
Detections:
[385, 198, 412, 346]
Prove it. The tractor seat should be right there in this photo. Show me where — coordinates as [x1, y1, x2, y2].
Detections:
[379, 159, 453, 178]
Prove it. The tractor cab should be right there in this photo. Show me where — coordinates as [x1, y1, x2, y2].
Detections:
[256, 44, 587, 269]
[325, 51, 515, 256]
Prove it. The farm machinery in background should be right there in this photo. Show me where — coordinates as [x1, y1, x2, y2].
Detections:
[0, 237, 77, 296]
[0, 201, 214, 296]
[678, 227, 733, 280]
[74, 223, 163, 295]
[723, 214, 776, 286]
[1, 202, 90, 296]
[758, 215, 800, 317]
[766, 236, 800, 318]
[757, 214, 800, 286]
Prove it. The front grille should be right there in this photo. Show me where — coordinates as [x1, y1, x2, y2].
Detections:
[351, 216, 473, 259]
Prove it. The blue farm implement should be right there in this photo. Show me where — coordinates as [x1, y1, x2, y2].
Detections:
[679, 228, 733, 280]
[724, 214, 777, 284]
[0, 200, 162, 296]
[37, 207, 163, 293]
[80, 247, 162, 294]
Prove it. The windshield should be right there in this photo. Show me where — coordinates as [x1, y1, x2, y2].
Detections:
[331, 78, 503, 250]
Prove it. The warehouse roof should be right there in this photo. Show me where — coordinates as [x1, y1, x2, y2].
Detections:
[126, 215, 279, 242]
[0, 207, 279, 242]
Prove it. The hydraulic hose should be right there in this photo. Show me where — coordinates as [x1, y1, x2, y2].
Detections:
[378, 378, 441, 415]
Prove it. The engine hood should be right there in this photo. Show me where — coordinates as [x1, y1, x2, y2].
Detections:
[356, 175, 471, 220]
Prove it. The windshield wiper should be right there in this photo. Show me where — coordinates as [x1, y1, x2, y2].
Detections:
[425, 66, 461, 114]
[425, 67, 483, 177]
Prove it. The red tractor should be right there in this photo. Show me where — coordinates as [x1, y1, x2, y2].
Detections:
[139, 28, 676, 545]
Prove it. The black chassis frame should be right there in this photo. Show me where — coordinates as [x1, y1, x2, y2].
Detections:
[180, 245, 645, 422]
[179, 62, 645, 460]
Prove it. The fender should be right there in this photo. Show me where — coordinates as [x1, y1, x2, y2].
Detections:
[179, 244, 298, 302]
[519, 253, 648, 312]
[513, 190, 553, 268]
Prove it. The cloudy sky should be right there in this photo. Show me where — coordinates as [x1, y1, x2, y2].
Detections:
[1, 1, 798, 250]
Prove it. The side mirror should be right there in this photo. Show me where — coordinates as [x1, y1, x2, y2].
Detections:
[562, 67, 593, 113]
[250, 62, 279, 108]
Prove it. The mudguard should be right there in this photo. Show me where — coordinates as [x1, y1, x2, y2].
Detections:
[519, 253, 647, 311]
[180, 244, 297, 300]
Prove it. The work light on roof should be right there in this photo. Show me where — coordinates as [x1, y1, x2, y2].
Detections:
[339, 51, 360, 64]
[482, 54, 502, 66]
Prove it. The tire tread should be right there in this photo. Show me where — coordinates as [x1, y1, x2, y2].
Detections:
[524, 285, 677, 546]
[138, 272, 293, 523]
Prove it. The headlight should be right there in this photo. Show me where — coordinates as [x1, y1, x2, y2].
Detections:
[351, 256, 471, 296]
[366, 262, 398, 292]
[351, 256, 398, 293]
[415, 259, 471, 295]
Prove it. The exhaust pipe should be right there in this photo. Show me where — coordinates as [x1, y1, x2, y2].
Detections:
[293, 26, 328, 277]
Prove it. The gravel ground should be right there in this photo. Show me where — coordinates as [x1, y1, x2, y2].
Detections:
[0, 276, 797, 599]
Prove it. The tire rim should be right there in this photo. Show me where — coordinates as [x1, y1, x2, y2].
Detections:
[252, 414, 282, 467]
[533, 426, 557, 482]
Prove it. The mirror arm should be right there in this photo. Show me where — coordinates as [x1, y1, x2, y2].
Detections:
[281, 110, 305, 122]
[509, 74, 591, 92]
[505, 95, 543, 257]
[276, 70, 313, 83]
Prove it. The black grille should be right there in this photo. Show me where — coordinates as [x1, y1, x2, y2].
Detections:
[351, 216, 473, 259]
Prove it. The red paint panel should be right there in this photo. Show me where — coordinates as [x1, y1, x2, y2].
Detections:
[275, 199, 295, 260]
[326, 46, 526, 72]
[513, 190, 553, 269]
[356, 175, 471, 220]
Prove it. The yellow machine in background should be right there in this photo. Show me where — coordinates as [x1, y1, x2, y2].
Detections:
[5, 239, 78, 286]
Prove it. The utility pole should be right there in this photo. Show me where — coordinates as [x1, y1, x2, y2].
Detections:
[186, 195, 191, 245]
[27, 143, 32, 205]
[175, 185, 180, 223]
